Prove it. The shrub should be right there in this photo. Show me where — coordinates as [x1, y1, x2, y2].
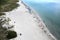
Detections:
[7, 30, 17, 39]
[0, 12, 5, 16]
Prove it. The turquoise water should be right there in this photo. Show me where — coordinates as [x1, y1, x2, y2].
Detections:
[22, 0, 60, 40]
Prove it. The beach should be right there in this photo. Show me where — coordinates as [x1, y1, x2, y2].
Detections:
[6, 0, 57, 40]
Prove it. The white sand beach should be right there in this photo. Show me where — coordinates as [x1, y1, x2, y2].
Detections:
[6, 0, 57, 40]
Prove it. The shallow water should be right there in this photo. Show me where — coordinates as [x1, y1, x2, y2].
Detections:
[22, 0, 60, 40]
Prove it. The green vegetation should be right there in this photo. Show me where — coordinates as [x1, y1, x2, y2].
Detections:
[0, 0, 8, 5]
[0, 4, 19, 12]
[0, 0, 19, 12]
[7, 30, 17, 39]
[0, 12, 5, 16]
[0, 0, 19, 40]
[0, 16, 11, 40]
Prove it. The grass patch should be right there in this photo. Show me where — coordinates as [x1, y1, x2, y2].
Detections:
[0, 0, 19, 12]
[0, 0, 19, 40]
[0, 4, 19, 12]
[0, 12, 5, 16]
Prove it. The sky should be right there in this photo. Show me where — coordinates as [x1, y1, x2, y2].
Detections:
[23, 0, 60, 3]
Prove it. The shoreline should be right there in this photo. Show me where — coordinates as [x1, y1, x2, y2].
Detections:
[6, 0, 57, 40]
[21, 1, 57, 40]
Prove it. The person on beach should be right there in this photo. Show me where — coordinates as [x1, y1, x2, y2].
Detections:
[20, 33, 22, 36]
[19, 33, 22, 40]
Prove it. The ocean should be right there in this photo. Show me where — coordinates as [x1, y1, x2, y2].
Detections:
[22, 0, 60, 40]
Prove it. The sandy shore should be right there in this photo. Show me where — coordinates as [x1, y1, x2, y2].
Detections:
[6, 0, 57, 40]
[21, 1, 57, 40]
